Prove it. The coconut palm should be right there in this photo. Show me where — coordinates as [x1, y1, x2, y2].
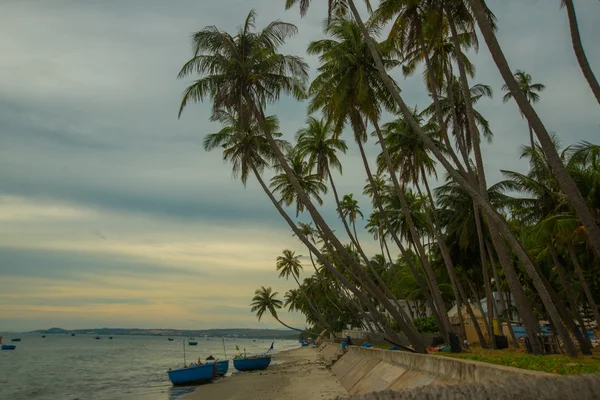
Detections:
[502, 70, 545, 149]
[560, 0, 600, 104]
[251, 286, 314, 333]
[339, 194, 364, 242]
[270, 148, 328, 216]
[467, 0, 600, 267]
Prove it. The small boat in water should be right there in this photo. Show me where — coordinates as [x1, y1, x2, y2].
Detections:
[168, 337, 174, 341]
[71, 334, 76, 336]
[95, 336, 101, 340]
[167, 363, 216, 386]
[1, 345, 16, 350]
[42, 335, 46, 338]
[233, 355, 272, 371]
[109, 337, 113, 340]
[188, 341, 198, 346]
[11, 338, 21, 342]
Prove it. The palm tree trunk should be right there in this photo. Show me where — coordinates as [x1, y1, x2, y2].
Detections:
[528, 123, 535, 150]
[467, 278, 492, 341]
[562, 0, 600, 104]
[250, 164, 423, 351]
[348, 0, 576, 355]
[472, 204, 496, 349]
[569, 242, 600, 328]
[467, 0, 600, 260]
[273, 315, 317, 335]
[531, 255, 592, 355]
[418, 175, 486, 346]
[486, 241, 519, 347]
[371, 119, 452, 341]
[548, 241, 593, 352]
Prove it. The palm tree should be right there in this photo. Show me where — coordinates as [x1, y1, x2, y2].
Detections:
[178, 12, 412, 348]
[270, 148, 328, 216]
[502, 70, 545, 149]
[251, 286, 314, 333]
[339, 194, 364, 243]
[560, 0, 600, 104]
[466, 0, 600, 266]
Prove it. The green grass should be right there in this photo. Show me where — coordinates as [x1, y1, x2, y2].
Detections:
[438, 350, 600, 375]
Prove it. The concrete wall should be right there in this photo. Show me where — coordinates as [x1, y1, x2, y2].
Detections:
[321, 343, 551, 396]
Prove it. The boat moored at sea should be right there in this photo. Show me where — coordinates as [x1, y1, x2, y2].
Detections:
[11, 338, 21, 342]
[2, 345, 16, 350]
[188, 341, 198, 346]
[167, 363, 216, 386]
[233, 355, 272, 371]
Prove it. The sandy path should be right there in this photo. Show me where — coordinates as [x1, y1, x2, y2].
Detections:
[184, 346, 347, 400]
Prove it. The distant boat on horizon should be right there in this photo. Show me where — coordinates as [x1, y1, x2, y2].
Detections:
[109, 337, 113, 340]
[42, 335, 46, 338]
[11, 338, 21, 342]
[168, 338, 174, 341]
[94, 336, 101, 340]
[189, 337, 195, 340]
[1, 345, 16, 350]
[188, 341, 198, 346]
[71, 333, 76, 336]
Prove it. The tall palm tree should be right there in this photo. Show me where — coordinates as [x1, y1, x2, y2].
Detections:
[339, 194, 364, 243]
[251, 286, 314, 333]
[270, 148, 328, 216]
[502, 70, 545, 149]
[178, 11, 414, 348]
[560, 0, 600, 104]
[276, 249, 333, 331]
[466, 0, 600, 266]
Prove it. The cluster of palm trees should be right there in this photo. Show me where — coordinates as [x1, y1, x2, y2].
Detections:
[178, 1, 599, 356]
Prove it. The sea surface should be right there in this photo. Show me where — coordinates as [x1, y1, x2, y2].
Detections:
[0, 333, 300, 400]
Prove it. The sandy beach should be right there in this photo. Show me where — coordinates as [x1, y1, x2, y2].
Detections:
[184, 346, 347, 400]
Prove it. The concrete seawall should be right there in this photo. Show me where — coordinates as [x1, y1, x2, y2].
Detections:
[318, 343, 600, 399]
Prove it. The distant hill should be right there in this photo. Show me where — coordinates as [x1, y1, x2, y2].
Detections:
[29, 327, 300, 339]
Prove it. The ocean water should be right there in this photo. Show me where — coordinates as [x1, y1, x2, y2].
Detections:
[0, 333, 300, 400]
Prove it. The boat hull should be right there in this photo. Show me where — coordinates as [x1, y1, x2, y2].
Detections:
[188, 341, 198, 346]
[11, 339, 21, 342]
[233, 356, 271, 371]
[2, 345, 16, 350]
[214, 360, 229, 376]
[167, 363, 216, 386]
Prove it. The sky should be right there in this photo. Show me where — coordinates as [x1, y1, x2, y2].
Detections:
[0, 0, 598, 332]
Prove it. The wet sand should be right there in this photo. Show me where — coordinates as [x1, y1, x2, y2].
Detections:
[184, 346, 347, 400]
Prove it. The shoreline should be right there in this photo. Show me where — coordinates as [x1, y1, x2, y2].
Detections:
[183, 346, 347, 400]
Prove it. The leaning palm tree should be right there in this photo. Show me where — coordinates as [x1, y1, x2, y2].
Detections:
[502, 70, 545, 149]
[270, 148, 328, 217]
[183, 12, 423, 350]
[251, 286, 314, 333]
[276, 249, 332, 332]
[339, 194, 364, 244]
[560, 0, 600, 104]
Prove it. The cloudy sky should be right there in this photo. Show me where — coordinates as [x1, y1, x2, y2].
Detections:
[0, 0, 598, 332]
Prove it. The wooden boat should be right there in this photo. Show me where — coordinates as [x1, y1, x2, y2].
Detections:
[233, 355, 272, 371]
[188, 341, 198, 346]
[2, 345, 16, 350]
[167, 363, 216, 386]
[11, 338, 21, 342]
[203, 359, 229, 376]
[168, 337, 174, 341]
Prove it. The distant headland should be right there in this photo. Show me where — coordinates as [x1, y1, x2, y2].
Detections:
[27, 327, 300, 339]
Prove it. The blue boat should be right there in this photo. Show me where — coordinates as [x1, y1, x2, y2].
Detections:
[212, 360, 229, 376]
[167, 363, 216, 386]
[233, 355, 272, 371]
[2, 345, 16, 350]
[11, 338, 21, 342]
[188, 341, 198, 346]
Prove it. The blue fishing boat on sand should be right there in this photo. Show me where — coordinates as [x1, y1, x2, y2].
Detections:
[2, 345, 16, 350]
[188, 341, 198, 346]
[167, 363, 216, 386]
[233, 355, 272, 371]
[206, 360, 228, 376]
[11, 338, 21, 342]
